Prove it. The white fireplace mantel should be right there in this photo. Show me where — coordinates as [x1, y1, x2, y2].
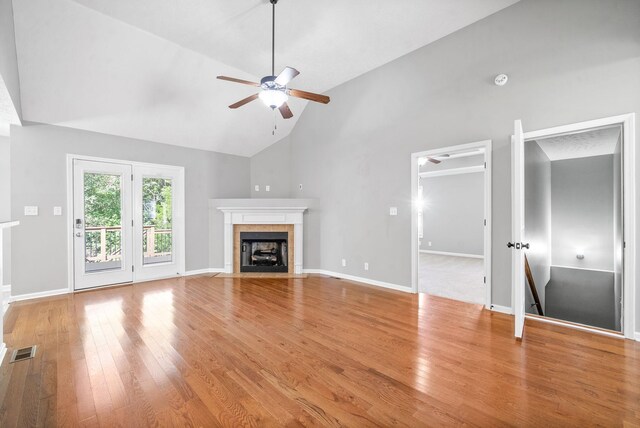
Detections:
[0, 220, 19, 364]
[217, 207, 307, 274]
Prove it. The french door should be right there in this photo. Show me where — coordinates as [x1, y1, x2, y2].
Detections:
[72, 158, 184, 290]
[73, 160, 133, 290]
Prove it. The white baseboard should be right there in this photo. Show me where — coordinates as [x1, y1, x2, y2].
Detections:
[419, 250, 484, 259]
[490, 304, 512, 315]
[9, 268, 227, 304]
[10, 288, 70, 303]
[0, 343, 6, 364]
[634, 332, 640, 341]
[184, 268, 225, 276]
[303, 269, 412, 293]
[526, 315, 624, 340]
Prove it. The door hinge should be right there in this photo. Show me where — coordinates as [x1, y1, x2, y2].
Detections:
[132, 266, 134, 272]
[484, 276, 486, 284]
[484, 219, 486, 226]
[132, 220, 134, 227]
[131, 174, 134, 180]
[484, 162, 487, 169]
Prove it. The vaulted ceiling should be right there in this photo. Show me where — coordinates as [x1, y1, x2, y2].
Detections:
[12, 0, 519, 156]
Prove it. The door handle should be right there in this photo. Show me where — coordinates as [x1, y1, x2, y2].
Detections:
[521, 243, 530, 249]
[507, 242, 515, 248]
[75, 232, 83, 237]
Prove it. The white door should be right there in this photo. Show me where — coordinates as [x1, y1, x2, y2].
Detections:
[73, 160, 133, 290]
[511, 120, 526, 338]
[133, 165, 185, 280]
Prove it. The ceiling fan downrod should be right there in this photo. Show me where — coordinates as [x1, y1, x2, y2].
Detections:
[271, 0, 277, 77]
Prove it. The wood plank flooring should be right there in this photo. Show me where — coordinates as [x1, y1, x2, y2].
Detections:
[1, 274, 640, 427]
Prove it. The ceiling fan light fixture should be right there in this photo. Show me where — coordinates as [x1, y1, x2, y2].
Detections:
[259, 89, 288, 109]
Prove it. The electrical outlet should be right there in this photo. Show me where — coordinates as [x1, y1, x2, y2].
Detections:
[364, 262, 369, 271]
[24, 206, 38, 216]
[254, 185, 260, 192]
[389, 207, 398, 216]
[53, 206, 62, 216]
[428, 241, 432, 247]
[265, 185, 270, 192]
[341, 259, 347, 267]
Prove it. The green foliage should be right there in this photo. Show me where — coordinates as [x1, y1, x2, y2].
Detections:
[143, 178, 173, 229]
[84, 173, 121, 227]
[81, 174, 174, 260]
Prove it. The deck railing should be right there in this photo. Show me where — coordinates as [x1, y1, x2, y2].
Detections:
[85, 226, 172, 263]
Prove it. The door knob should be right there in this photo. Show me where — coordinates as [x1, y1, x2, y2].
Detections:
[75, 232, 83, 237]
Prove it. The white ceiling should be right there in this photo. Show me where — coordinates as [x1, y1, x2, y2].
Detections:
[536, 126, 622, 161]
[13, 0, 519, 157]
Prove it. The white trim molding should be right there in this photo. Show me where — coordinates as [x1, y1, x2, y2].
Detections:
[411, 140, 493, 310]
[490, 304, 513, 315]
[419, 250, 484, 259]
[184, 268, 225, 276]
[419, 165, 484, 178]
[303, 269, 412, 293]
[1, 284, 10, 315]
[522, 113, 636, 340]
[218, 207, 307, 275]
[10, 288, 70, 303]
[526, 315, 624, 340]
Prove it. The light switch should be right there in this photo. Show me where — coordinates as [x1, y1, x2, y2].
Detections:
[389, 207, 398, 216]
[24, 206, 38, 216]
[254, 185, 260, 192]
[53, 206, 62, 216]
[265, 185, 271, 192]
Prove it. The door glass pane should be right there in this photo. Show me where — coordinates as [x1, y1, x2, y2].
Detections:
[142, 177, 173, 265]
[84, 173, 122, 273]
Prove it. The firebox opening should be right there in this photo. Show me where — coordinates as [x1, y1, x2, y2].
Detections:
[240, 232, 288, 273]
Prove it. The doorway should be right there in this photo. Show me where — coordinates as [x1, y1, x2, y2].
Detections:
[411, 140, 492, 308]
[511, 114, 636, 339]
[70, 157, 185, 291]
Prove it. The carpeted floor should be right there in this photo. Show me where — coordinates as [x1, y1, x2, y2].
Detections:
[419, 252, 485, 304]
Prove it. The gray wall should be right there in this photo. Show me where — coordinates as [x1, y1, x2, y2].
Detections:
[614, 137, 623, 331]
[250, 0, 640, 311]
[0, 0, 21, 119]
[0, 136, 10, 285]
[250, 136, 292, 198]
[420, 172, 484, 255]
[546, 266, 616, 331]
[10, 123, 250, 295]
[551, 155, 614, 271]
[524, 141, 551, 313]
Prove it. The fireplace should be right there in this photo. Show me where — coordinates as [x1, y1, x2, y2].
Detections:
[217, 206, 307, 275]
[240, 232, 288, 272]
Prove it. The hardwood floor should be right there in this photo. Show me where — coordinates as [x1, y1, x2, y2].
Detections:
[1, 274, 639, 427]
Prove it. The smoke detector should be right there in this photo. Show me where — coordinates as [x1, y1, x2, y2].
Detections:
[494, 74, 509, 86]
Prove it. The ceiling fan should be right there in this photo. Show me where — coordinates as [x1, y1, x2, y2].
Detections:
[217, 0, 330, 119]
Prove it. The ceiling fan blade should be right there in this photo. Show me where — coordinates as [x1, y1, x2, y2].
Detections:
[229, 94, 259, 109]
[274, 66, 300, 86]
[278, 103, 294, 119]
[427, 157, 441, 164]
[217, 76, 260, 87]
[287, 88, 330, 104]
